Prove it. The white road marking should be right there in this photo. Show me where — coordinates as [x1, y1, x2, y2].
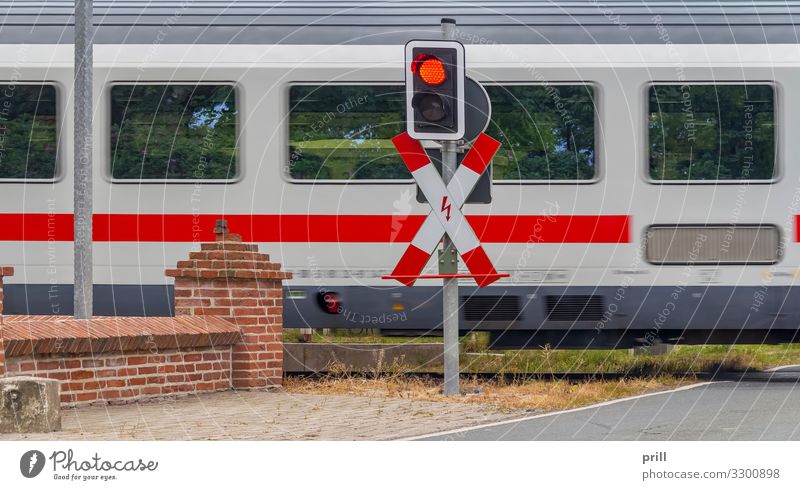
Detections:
[401, 380, 719, 440]
[763, 364, 800, 372]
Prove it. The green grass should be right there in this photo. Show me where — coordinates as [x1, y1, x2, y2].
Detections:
[285, 329, 800, 375]
[460, 344, 800, 375]
[459, 333, 800, 374]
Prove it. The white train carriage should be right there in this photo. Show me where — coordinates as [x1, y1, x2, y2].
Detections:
[1, 1, 799, 348]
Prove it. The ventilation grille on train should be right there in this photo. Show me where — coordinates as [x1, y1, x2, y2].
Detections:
[646, 225, 780, 265]
[462, 296, 521, 322]
[545, 295, 604, 322]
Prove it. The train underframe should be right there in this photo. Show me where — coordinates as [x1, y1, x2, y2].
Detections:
[4, 283, 799, 349]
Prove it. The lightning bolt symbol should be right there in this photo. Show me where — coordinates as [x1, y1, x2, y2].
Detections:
[29, 453, 37, 474]
[440, 196, 451, 221]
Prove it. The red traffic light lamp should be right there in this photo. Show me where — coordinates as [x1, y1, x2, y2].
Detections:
[412, 54, 447, 85]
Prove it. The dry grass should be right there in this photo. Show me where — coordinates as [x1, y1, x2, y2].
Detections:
[286, 330, 800, 375]
[283, 374, 691, 412]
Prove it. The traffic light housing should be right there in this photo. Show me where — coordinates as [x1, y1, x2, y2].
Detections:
[404, 40, 465, 140]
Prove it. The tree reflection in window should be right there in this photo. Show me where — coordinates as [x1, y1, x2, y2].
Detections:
[288, 85, 408, 180]
[485, 85, 597, 180]
[288, 83, 596, 181]
[649, 84, 775, 181]
[110, 85, 237, 180]
[0, 85, 58, 180]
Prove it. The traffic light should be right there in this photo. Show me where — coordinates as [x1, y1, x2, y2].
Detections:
[404, 40, 465, 140]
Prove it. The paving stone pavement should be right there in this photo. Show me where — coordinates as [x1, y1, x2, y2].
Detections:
[0, 390, 521, 441]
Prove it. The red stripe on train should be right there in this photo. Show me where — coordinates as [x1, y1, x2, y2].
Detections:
[0, 214, 631, 243]
[796, 215, 800, 242]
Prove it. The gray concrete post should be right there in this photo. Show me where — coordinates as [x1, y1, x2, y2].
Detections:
[74, 0, 94, 319]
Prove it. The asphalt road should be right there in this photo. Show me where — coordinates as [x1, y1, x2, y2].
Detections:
[421, 366, 800, 441]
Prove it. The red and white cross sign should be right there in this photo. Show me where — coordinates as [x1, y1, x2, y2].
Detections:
[388, 131, 503, 288]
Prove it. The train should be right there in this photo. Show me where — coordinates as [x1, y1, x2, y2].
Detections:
[1, 1, 800, 348]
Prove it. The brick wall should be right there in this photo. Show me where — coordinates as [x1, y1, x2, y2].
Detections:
[2, 315, 240, 406]
[5, 347, 231, 406]
[166, 223, 291, 389]
[0, 223, 290, 405]
[0, 266, 13, 377]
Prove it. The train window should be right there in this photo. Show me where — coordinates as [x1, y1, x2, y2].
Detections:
[648, 84, 776, 181]
[0, 84, 58, 180]
[485, 84, 597, 181]
[288, 84, 408, 180]
[110, 84, 237, 180]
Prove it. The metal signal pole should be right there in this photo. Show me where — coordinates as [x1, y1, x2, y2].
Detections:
[74, 0, 94, 319]
[440, 17, 459, 396]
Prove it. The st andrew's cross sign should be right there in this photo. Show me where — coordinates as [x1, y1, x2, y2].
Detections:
[383, 131, 507, 288]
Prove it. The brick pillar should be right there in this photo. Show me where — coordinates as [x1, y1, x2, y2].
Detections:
[0, 266, 13, 377]
[165, 222, 290, 389]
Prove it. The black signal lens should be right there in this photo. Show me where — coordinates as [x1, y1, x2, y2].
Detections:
[412, 92, 447, 122]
